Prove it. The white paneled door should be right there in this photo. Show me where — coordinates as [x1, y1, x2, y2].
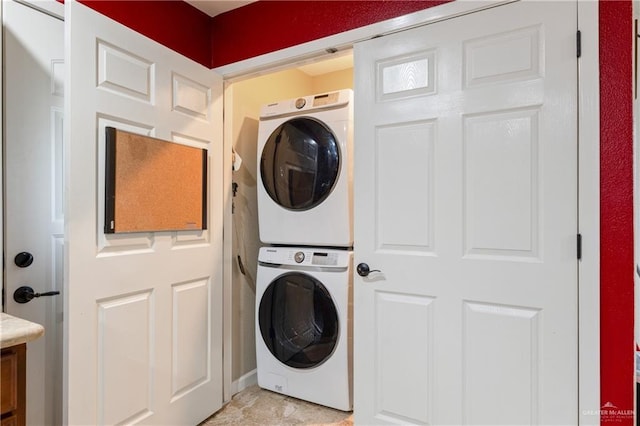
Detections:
[65, 1, 223, 424]
[354, 1, 578, 424]
[4, 1, 64, 424]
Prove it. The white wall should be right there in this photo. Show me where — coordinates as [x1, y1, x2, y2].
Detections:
[226, 65, 353, 387]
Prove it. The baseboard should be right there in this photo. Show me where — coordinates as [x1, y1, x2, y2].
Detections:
[230, 369, 257, 396]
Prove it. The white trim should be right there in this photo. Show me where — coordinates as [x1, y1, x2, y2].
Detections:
[2, 8, 61, 325]
[213, 0, 515, 81]
[229, 369, 258, 396]
[1, 0, 4, 312]
[13, 0, 63, 20]
[217, 1, 601, 423]
[578, 1, 601, 424]
[222, 78, 234, 405]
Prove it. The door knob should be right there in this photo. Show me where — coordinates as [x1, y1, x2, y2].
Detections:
[357, 263, 381, 277]
[14, 252, 34, 268]
[13, 286, 60, 304]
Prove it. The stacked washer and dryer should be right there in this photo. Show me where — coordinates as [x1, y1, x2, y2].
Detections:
[255, 89, 354, 411]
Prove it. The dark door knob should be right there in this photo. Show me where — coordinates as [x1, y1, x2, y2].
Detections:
[357, 263, 381, 277]
[14, 252, 34, 268]
[13, 286, 60, 304]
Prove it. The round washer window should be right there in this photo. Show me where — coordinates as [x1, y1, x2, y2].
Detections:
[260, 117, 340, 211]
[258, 272, 339, 369]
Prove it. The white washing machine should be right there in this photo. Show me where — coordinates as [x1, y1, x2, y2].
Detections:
[255, 246, 353, 411]
[257, 89, 353, 247]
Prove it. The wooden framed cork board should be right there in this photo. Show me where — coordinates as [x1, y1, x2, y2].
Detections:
[104, 127, 207, 233]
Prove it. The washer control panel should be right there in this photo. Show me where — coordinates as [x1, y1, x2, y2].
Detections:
[285, 250, 339, 266]
[294, 251, 305, 263]
[259, 247, 350, 268]
[311, 252, 338, 266]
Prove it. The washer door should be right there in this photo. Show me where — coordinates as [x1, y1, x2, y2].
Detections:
[258, 272, 339, 369]
[260, 117, 340, 211]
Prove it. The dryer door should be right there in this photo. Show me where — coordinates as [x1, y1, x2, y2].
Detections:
[260, 117, 340, 210]
[258, 272, 339, 369]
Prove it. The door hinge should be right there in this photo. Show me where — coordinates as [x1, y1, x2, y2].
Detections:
[577, 233, 582, 260]
[576, 30, 582, 58]
[635, 19, 638, 99]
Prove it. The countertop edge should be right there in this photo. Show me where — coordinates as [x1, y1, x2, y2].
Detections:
[0, 312, 45, 349]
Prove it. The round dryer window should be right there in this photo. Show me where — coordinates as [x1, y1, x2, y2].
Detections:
[260, 117, 340, 211]
[258, 272, 339, 369]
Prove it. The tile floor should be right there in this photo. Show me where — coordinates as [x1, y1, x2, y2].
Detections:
[200, 385, 353, 426]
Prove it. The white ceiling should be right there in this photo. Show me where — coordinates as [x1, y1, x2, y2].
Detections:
[184, 0, 256, 17]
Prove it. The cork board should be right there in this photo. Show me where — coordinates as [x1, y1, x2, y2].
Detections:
[104, 127, 207, 233]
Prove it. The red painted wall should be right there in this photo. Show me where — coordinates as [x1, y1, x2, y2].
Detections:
[209, 0, 449, 67]
[599, 1, 634, 424]
[59, 1, 637, 423]
[77, 1, 211, 67]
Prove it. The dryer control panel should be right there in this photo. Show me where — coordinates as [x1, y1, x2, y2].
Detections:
[259, 89, 352, 119]
[259, 247, 350, 268]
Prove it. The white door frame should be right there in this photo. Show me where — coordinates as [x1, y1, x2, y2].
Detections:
[0, 0, 64, 300]
[1, 1, 3, 308]
[215, 1, 600, 423]
[576, 3, 601, 425]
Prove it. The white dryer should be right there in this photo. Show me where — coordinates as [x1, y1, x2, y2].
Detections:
[256, 246, 352, 411]
[257, 89, 353, 247]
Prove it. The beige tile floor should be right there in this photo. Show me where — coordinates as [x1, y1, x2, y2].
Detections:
[200, 385, 353, 426]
